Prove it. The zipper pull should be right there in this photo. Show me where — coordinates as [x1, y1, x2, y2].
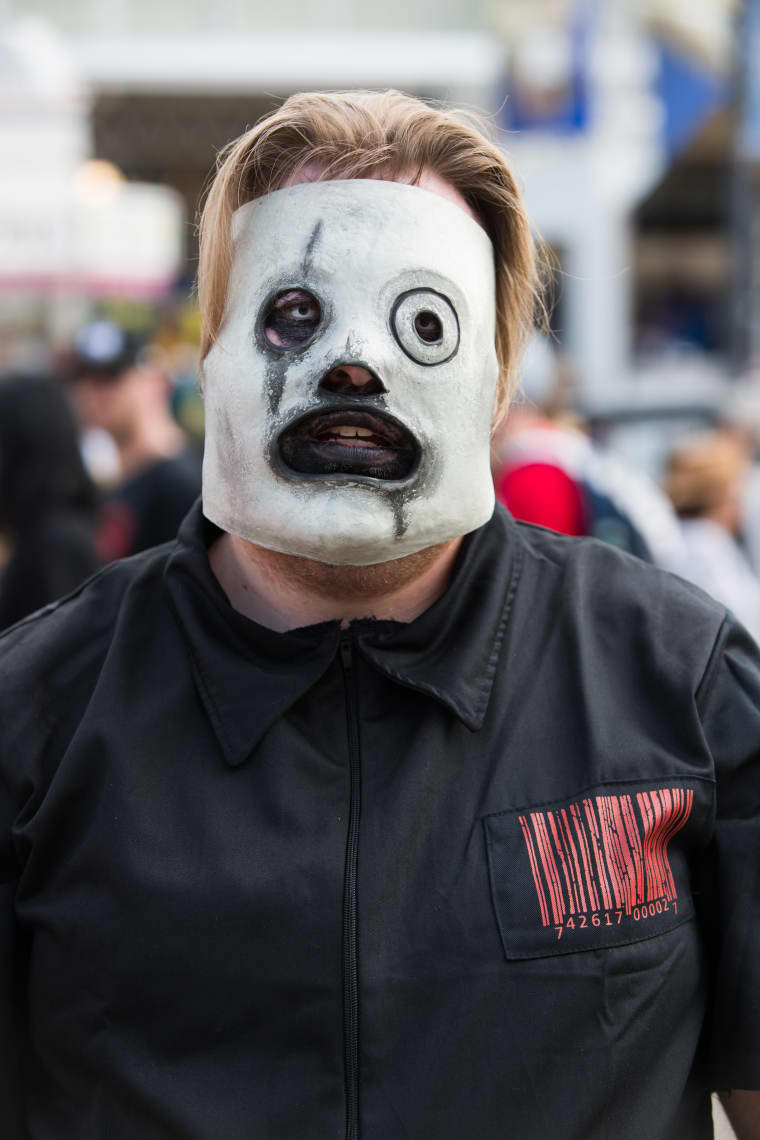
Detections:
[339, 635, 353, 671]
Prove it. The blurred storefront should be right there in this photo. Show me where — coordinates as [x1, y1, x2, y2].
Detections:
[0, 19, 184, 370]
[0, 0, 748, 428]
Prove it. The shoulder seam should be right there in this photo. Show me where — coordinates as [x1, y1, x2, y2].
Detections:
[0, 542, 176, 646]
[695, 611, 731, 711]
[0, 561, 117, 644]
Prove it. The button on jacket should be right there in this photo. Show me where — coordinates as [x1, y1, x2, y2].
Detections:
[0, 502, 758, 1139]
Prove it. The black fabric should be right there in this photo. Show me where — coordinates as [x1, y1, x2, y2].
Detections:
[0, 499, 758, 1139]
[103, 448, 202, 559]
[0, 509, 101, 631]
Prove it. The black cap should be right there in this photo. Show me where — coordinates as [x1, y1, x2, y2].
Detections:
[70, 320, 143, 380]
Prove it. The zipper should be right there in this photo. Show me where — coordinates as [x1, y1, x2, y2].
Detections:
[339, 634, 361, 1140]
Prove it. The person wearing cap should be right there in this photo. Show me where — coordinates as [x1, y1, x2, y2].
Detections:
[0, 91, 759, 1140]
[68, 319, 201, 559]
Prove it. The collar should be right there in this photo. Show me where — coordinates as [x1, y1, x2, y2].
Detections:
[165, 501, 523, 767]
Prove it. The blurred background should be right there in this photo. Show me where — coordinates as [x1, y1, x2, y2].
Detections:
[2, 0, 757, 431]
[4, 0, 760, 661]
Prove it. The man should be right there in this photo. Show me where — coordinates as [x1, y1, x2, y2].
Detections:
[68, 319, 201, 558]
[0, 91, 758, 1139]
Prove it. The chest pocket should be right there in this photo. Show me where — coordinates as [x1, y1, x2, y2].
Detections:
[483, 779, 710, 960]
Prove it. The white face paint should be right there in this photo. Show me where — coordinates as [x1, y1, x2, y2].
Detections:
[202, 179, 498, 565]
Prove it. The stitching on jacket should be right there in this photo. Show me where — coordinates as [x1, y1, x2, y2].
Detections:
[473, 540, 525, 719]
[481, 772, 715, 819]
[165, 590, 238, 761]
[379, 528, 527, 728]
[695, 611, 731, 710]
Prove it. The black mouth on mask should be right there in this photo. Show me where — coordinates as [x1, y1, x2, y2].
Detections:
[276, 406, 420, 482]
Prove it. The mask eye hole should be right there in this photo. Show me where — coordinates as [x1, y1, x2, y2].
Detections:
[391, 289, 459, 365]
[263, 289, 321, 349]
[414, 311, 442, 343]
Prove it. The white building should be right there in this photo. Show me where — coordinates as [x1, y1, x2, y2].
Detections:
[0, 0, 737, 403]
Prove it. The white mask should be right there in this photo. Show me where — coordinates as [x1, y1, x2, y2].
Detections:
[202, 179, 498, 565]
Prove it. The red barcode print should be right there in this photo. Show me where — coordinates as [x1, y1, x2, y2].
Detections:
[518, 787, 693, 927]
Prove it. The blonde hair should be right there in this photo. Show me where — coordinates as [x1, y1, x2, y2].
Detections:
[198, 89, 545, 422]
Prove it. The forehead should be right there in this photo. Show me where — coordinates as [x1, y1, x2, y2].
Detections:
[228, 179, 495, 304]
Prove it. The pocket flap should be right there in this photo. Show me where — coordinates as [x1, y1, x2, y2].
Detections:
[484, 781, 708, 960]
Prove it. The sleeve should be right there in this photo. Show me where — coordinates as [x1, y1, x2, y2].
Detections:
[696, 613, 760, 1090]
[0, 764, 27, 1136]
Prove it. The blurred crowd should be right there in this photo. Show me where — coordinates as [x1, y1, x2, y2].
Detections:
[492, 335, 760, 645]
[3, 324, 760, 643]
[0, 320, 202, 631]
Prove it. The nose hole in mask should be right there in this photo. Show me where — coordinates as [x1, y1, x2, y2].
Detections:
[319, 364, 387, 396]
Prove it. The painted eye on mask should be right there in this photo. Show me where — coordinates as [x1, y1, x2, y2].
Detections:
[263, 289, 322, 349]
[391, 288, 460, 366]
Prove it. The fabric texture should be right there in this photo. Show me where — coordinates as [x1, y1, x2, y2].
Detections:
[97, 448, 202, 561]
[0, 501, 758, 1139]
[0, 509, 101, 631]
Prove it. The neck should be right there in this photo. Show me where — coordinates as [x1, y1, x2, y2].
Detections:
[208, 532, 463, 632]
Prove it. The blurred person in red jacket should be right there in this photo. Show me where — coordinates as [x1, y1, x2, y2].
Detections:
[67, 320, 201, 560]
[493, 335, 685, 569]
[493, 334, 586, 535]
[0, 373, 101, 630]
